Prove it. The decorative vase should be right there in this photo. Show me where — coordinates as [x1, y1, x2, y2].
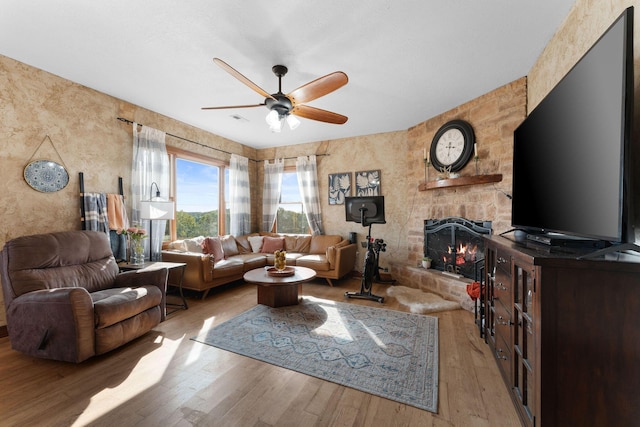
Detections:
[274, 250, 287, 271]
[130, 242, 145, 265]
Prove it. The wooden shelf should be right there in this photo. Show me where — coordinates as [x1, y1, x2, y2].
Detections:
[419, 173, 502, 191]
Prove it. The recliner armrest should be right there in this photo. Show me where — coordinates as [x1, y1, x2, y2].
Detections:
[7, 287, 95, 362]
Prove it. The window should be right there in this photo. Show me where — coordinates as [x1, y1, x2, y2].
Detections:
[167, 149, 228, 240]
[276, 171, 310, 234]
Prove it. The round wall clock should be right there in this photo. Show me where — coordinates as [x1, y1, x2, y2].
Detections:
[24, 160, 70, 192]
[430, 119, 475, 172]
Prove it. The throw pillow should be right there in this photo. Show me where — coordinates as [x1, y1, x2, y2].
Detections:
[235, 233, 258, 254]
[261, 236, 285, 253]
[201, 237, 224, 262]
[184, 236, 205, 253]
[219, 235, 239, 257]
[167, 240, 187, 252]
[247, 235, 264, 253]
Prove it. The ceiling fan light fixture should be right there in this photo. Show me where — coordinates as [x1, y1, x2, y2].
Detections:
[266, 109, 279, 125]
[286, 114, 301, 130]
[266, 110, 283, 132]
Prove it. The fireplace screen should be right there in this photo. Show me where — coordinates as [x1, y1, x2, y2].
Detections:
[424, 217, 492, 279]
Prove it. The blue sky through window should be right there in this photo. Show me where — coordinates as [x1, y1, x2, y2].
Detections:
[281, 172, 302, 212]
[176, 158, 219, 212]
[176, 160, 301, 214]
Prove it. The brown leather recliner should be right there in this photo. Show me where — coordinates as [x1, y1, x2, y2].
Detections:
[0, 230, 168, 363]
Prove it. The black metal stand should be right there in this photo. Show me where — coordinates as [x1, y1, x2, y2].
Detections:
[345, 223, 385, 303]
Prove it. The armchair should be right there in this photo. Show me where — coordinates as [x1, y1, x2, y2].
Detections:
[0, 230, 168, 363]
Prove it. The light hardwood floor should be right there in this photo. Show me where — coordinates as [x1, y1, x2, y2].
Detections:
[0, 278, 521, 427]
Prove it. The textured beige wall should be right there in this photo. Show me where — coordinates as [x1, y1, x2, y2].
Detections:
[528, 0, 640, 243]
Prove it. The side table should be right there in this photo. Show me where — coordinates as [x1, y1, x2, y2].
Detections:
[118, 261, 188, 315]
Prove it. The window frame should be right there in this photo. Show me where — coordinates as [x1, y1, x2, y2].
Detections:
[166, 147, 229, 241]
[273, 167, 311, 234]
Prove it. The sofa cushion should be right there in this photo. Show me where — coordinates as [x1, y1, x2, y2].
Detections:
[230, 253, 268, 271]
[235, 233, 259, 254]
[92, 285, 162, 329]
[210, 258, 244, 279]
[248, 235, 264, 253]
[202, 237, 224, 262]
[296, 254, 331, 272]
[309, 235, 342, 254]
[262, 236, 285, 253]
[284, 235, 311, 253]
[219, 235, 239, 257]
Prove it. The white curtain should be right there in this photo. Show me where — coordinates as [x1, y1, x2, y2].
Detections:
[132, 124, 169, 262]
[296, 155, 324, 235]
[262, 158, 284, 231]
[229, 154, 251, 236]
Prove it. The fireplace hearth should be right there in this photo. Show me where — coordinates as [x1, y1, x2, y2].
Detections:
[424, 217, 492, 279]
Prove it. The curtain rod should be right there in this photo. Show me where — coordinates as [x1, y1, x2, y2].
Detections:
[116, 117, 329, 162]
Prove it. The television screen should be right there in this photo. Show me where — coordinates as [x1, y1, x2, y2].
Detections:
[511, 7, 634, 244]
[345, 196, 386, 226]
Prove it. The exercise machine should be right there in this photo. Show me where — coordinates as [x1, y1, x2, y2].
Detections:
[344, 196, 390, 303]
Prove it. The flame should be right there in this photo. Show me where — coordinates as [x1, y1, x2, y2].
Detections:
[446, 243, 478, 265]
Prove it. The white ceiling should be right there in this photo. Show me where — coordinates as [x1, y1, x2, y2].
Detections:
[1, 1, 575, 149]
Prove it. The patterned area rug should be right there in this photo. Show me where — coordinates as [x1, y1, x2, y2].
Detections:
[192, 297, 439, 412]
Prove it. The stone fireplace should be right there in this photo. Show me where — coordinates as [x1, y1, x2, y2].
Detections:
[390, 78, 524, 313]
[424, 217, 491, 280]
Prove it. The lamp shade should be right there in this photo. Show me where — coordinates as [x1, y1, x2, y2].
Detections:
[139, 200, 175, 220]
[286, 114, 300, 130]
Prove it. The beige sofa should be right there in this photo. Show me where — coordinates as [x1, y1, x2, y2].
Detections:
[161, 233, 357, 299]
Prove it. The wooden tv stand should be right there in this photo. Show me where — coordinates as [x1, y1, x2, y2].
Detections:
[483, 235, 640, 427]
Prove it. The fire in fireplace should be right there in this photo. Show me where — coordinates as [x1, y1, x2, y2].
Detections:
[424, 217, 492, 279]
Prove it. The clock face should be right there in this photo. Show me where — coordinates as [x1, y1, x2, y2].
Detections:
[429, 120, 475, 172]
[435, 128, 465, 166]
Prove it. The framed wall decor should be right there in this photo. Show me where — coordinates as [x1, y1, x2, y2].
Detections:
[355, 170, 381, 196]
[328, 172, 351, 205]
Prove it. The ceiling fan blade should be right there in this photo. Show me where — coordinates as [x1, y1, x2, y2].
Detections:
[201, 104, 265, 110]
[292, 105, 348, 124]
[213, 58, 275, 100]
[288, 72, 348, 105]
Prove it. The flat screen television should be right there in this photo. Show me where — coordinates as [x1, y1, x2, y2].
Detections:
[511, 7, 635, 246]
[345, 196, 386, 226]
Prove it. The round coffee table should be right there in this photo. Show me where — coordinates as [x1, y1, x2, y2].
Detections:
[243, 266, 317, 308]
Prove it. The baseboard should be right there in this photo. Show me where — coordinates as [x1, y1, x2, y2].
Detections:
[0, 325, 7, 338]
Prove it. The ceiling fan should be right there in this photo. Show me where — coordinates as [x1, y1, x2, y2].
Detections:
[202, 58, 348, 132]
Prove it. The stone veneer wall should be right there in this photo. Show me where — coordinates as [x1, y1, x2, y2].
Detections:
[391, 79, 527, 299]
[381, 78, 526, 309]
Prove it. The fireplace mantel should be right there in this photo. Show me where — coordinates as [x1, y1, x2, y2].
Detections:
[419, 173, 502, 191]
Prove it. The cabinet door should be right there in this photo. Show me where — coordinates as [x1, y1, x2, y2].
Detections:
[484, 245, 497, 345]
[513, 262, 535, 427]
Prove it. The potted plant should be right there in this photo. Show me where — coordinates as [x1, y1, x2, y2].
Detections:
[422, 256, 432, 269]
